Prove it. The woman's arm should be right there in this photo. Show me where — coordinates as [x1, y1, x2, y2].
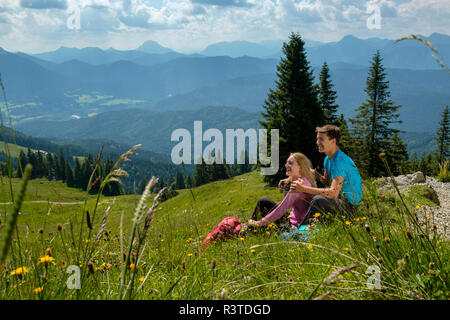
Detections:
[291, 176, 343, 199]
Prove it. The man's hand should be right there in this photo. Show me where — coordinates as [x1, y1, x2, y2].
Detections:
[290, 178, 306, 193]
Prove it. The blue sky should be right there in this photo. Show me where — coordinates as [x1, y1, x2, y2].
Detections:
[0, 0, 448, 53]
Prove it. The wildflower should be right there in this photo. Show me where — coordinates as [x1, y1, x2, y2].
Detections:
[160, 239, 165, 242]
[10, 267, 28, 277]
[381, 193, 386, 197]
[378, 152, 386, 160]
[355, 217, 360, 222]
[265, 231, 270, 235]
[314, 213, 320, 218]
[139, 277, 145, 282]
[38, 256, 55, 265]
[415, 205, 420, 209]
[129, 263, 136, 269]
[361, 217, 367, 220]
[250, 249, 256, 254]
[239, 237, 245, 241]
[344, 248, 349, 252]
[307, 244, 313, 250]
[45, 248, 52, 256]
[186, 238, 192, 243]
[345, 221, 351, 225]
[59, 265, 65, 269]
[426, 216, 432, 220]
[187, 253, 193, 257]
[33, 287, 43, 293]
[405, 230, 412, 239]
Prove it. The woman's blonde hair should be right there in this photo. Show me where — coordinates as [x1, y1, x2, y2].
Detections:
[290, 152, 317, 188]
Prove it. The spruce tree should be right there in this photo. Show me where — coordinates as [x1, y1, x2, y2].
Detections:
[436, 105, 449, 163]
[260, 33, 323, 185]
[175, 172, 185, 190]
[350, 51, 403, 177]
[319, 62, 339, 125]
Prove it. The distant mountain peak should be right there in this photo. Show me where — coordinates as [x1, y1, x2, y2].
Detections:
[137, 40, 172, 54]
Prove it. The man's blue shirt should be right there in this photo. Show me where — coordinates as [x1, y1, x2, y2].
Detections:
[324, 148, 362, 205]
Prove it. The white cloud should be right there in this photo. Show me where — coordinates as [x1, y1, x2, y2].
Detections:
[0, 0, 447, 53]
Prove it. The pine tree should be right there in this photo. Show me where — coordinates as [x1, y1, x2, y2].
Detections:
[436, 105, 449, 163]
[260, 33, 323, 185]
[74, 158, 82, 188]
[350, 51, 403, 177]
[319, 62, 339, 125]
[175, 172, 185, 190]
[46, 153, 55, 180]
[65, 160, 74, 187]
[194, 161, 208, 187]
[185, 175, 193, 188]
[387, 132, 409, 175]
[336, 114, 352, 156]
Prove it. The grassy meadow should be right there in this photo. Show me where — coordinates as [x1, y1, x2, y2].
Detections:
[0, 160, 448, 300]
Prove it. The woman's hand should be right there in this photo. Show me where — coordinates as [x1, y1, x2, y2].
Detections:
[247, 219, 259, 227]
[278, 177, 291, 189]
[290, 178, 306, 193]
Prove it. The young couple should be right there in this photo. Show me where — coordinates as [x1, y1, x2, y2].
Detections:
[247, 124, 362, 230]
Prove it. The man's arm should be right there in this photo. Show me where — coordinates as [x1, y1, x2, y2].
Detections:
[291, 176, 343, 199]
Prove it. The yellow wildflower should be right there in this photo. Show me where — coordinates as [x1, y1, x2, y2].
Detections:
[45, 248, 52, 255]
[33, 287, 43, 293]
[250, 249, 256, 254]
[307, 244, 313, 250]
[426, 216, 432, 220]
[129, 263, 136, 269]
[187, 253, 193, 257]
[239, 237, 245, 241]
[139, 277, 145, 282]
[415, 205, 420, 209]
[38, 255, 55, 265]
[10, 266, 29, 276]
[344, 248, 349, 252]
[345, 221, 351, 225]
[313, 213, 320, 218]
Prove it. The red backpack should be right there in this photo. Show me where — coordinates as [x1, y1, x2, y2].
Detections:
[200, 217, 242, 251]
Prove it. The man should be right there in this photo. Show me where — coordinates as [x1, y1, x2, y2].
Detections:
[290, 124, 362, 224]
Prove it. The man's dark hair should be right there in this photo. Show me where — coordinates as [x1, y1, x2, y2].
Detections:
[316, 125, 341, 146]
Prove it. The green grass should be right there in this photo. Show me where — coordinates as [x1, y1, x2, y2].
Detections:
[1, 143, 39, 158]
[0, 169, 448, 300]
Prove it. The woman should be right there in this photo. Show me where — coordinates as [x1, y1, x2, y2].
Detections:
[247, 152, 316, 229]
